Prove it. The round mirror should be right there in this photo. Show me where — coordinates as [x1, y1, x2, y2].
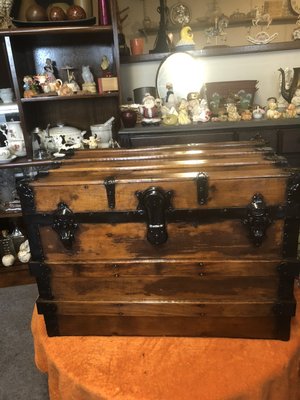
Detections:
[155, 52, 204, 102]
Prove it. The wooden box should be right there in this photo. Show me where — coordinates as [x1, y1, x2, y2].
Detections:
[18, 140, 300, 340]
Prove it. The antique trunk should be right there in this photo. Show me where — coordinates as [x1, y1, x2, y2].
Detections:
[18, 140, 300, 340]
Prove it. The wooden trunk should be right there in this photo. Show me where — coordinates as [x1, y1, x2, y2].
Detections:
[18, 141, 300, 340]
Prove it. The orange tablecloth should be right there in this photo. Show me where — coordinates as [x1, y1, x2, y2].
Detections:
[32, 288, 300, 400]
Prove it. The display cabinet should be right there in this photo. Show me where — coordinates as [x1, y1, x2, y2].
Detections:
[0, 0, 120, 160]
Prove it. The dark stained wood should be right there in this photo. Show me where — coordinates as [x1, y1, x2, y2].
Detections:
[118, 119, 300, 167]
[0, 264, 34, 288]
[120, 40, 300, 64]
[48, 313, 292, 340]
[23, 141, 300, 339]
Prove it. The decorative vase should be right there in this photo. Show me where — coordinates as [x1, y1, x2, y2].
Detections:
[121, 110, 137, 128]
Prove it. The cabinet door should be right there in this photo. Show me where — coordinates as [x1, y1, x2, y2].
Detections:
[280, 128, 300, 167]
[129, 132, 234, 147]
[238, 130, 278, 150]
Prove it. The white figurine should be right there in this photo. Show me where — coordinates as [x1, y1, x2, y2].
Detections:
[82, 66, 94, 83]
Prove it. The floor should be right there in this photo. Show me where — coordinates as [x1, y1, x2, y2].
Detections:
[0, 284, 49, 400]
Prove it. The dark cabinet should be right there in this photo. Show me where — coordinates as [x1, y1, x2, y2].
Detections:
[0, 0, 120, 159]
[118, 119, 300, 167]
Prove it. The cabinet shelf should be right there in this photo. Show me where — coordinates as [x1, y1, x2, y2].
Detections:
[0, 211, 22, 218]
[0, 25, 113, 37]
[21, 92, 119, 103]
[138, 16, 298, 36]
[120, 40, 300, 64]
[0, 263, 34, 287]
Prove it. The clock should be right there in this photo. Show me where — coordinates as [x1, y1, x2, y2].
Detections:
[289, 0, 300, 15]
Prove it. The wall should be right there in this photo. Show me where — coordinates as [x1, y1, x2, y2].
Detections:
[118, 0, 300, 105]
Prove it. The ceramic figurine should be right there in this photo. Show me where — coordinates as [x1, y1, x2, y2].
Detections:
[82, 65, 94, 83]
[266, 97, 281, 119]
[175, 26, 195, 50]
[227, 104, 241, 122]
[291, 88, 300, 108]
[82, 135, 99, 149]
[23, 76, 39, 98]
[177, 99, 191, 125]
[241, 110, 252, 121]
[100, 55, 110, 76]
[188, 96, 200, 122]
[44, 58, 56, 82]
[17, 239, 31, 263]
[165, 82, 177, 108]
[140, 93, 160, 125]
[162, 112, 178, 126]
[2, 253, 15, 267]
[252, 106, 265, 119]
[284, 103, 297, 118]
[0, 0, 13, 29]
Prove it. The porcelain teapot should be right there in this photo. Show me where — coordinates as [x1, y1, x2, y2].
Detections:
[40, 124, 86, 153]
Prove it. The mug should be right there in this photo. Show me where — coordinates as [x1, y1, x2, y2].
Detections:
[8, 140, 26, 157]
[0, 88, 14, 104]
[130, 38, 144, 56]
[0, 147, 11, 160]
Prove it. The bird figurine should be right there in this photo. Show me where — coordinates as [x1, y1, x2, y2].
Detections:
[100, 55, 110, 71]
[176, 26, 195, 50]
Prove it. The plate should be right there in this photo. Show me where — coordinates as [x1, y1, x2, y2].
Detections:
[170, 3, 191, 26]
[12, 17, 96, 28]
[0, 155, 17, 164]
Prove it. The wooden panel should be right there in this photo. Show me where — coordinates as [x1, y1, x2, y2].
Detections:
[47, 259, 281, 278]
[0, 265, 34, 288]
[129, 132, 235, 147]
[49, 275, 279, 301]
[49, 313, 291, 340]
[32, 175, 287, 212]
[39, 220, 284, 261]
[281, 129, 300, 153]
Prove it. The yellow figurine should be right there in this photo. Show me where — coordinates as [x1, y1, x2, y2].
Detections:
[176, 26, 195, 50]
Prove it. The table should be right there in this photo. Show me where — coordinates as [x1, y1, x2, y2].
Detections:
[32, 287, 300, 400]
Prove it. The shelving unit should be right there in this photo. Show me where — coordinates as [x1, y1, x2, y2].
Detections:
[138, 15, 298, 36]
[0, 0, 121, 160]
[0, 0, 120, 286]
[120, 40, 300, 64]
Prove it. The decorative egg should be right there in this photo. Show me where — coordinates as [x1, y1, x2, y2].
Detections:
[25, 4, 48, 21]
[19, 239, 30, 252]
[18, 250, 31, 263]
[66, 5, 86, 20]
[2, 254, 15, 267]
[48, 6, 66, 21]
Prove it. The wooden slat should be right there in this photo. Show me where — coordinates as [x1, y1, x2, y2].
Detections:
[39, 220, 284, 261]
[32, 175, 288, 212]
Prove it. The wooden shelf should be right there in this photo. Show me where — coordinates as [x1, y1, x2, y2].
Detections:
[0, 263, 34, 288]
[138, 16, 298, 35]
[119, 117, 300, 135]
[120, 40, 300, 64]
[0, 210, 22, 219]
[0, 25, 113, 36]
[21, 92, 119, 103]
